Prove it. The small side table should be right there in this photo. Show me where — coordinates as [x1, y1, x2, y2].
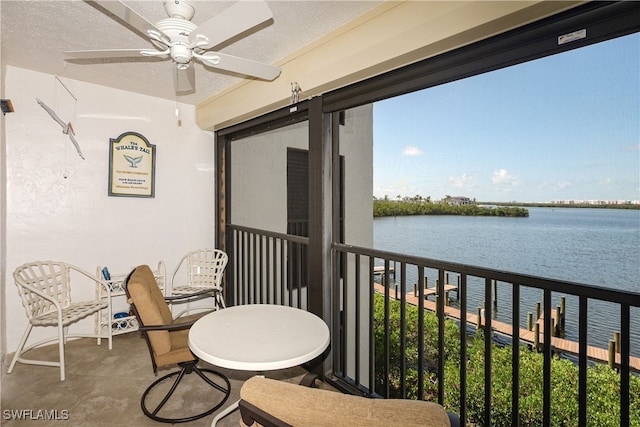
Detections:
[188, 304, 330, 426]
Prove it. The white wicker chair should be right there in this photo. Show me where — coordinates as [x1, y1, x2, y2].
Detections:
[8, 261, 112, 381]
[168, 249, 228, 310]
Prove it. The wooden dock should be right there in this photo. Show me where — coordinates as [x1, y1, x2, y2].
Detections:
[374, 282, 640, 372]
[373, 265, 394, 276]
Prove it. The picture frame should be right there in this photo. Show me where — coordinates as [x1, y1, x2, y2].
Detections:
[108, 132, 156, 198]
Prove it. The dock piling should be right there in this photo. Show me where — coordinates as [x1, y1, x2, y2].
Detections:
[372, 282, 640, 372]
[608, 340, 616, 369]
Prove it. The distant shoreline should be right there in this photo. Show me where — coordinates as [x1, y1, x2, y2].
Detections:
[373, 199, 529, 217]
[480, 202, 640, 210]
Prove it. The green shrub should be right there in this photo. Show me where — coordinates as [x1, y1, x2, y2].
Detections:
[373, 293, 640, 426]
[373, 293, 459, 400]
[372, 198, 528, 217]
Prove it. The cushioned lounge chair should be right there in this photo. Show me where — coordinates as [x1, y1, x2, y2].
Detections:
[238, 376, 460, 427]
[125, 264, 230, 423]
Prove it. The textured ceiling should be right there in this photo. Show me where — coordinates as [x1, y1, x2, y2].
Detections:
[1, 0, 382, 105]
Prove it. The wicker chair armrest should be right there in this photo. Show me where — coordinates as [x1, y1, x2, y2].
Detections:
[67, 264, 112, 298]
[15, 281, 64, 314]
[169, 253, 189, 292]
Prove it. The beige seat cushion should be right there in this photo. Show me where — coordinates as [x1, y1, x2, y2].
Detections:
[128, 265, 210, 368]
[155, 313, 207, 367]
[240, 377, 451, 427]
[128, 265, 174, 356]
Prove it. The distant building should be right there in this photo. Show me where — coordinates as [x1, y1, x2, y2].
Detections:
[549, 199, 640, 205]
[445, 196, 474, 206]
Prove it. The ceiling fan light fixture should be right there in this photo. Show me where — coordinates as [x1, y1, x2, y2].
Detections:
[170, 44, 192, 64]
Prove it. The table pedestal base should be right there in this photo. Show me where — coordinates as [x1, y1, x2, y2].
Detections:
[211, 399, 239, 427]
[212, 373, 264, 426]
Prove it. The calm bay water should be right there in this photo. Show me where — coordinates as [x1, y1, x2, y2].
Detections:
[373, 207, 640, 355]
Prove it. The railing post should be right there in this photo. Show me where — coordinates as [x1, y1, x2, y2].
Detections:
[493, 279, 498, 309]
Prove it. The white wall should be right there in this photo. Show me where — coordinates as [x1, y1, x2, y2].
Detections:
[230, 105, 373, 246]
[2, 66, 216, 355]
[231, 121, 306, 232]
[1, 0, 8, 361]
[341, 104, 373, 248]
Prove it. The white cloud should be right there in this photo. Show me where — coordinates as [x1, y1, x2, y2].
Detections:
[536, 180, 572, 194]
[402, 145, 423, 156]
[449, 173, 477, 189]
[555, 181, 573, 190]
[491, 169, 521, 189]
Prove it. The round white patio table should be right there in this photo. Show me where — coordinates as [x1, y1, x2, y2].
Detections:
[188, 303, 330, 426]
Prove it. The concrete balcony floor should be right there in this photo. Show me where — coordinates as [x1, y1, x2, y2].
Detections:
[1, 332, 328, 426]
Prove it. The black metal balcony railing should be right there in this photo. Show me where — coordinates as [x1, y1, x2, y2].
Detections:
[225, 224, 640, 426]
[227, 224, 309, 309]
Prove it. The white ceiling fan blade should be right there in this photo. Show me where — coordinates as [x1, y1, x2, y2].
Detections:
[64, 49, 161, 59]
[190, 0, 273, 50]
[174, 66, 196, 94]
[199, 52, 281, 81]
[89, 0, 164, 41]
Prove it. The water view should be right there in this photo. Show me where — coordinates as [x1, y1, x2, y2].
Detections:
[373, 207, 640, 355]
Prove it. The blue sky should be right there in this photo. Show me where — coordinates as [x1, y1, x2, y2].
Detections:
[373, 33, 639, 203]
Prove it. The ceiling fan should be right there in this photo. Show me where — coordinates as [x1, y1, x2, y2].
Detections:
[64, 0, 281, 94]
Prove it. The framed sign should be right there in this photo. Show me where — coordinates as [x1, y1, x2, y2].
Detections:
[108, 132, 156, 197]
